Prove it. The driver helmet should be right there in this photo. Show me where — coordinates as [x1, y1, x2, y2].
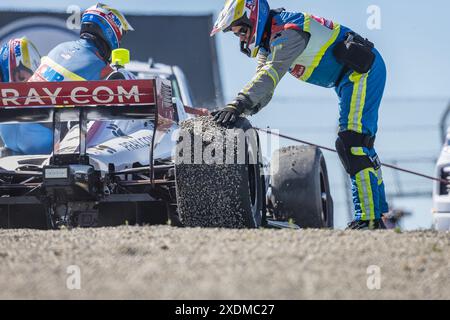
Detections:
[81, 3, 134, 51]
[211, 0, 270, 58]
[0, 37, 41, 83]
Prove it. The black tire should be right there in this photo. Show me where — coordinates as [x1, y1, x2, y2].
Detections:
[270, 145, 333, 228]
[175, 116, 263, 228]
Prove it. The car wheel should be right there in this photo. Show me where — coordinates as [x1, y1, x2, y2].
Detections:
[175, 116, 263, 228]
[270, 145, 333, 228]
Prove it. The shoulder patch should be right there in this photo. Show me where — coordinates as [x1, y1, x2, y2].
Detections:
[290, 64, 306, 78]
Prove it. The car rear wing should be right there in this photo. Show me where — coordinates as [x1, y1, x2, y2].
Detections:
[0, 79, 172, 123]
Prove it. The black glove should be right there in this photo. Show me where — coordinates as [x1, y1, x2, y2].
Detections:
[211, 105, 240, 126]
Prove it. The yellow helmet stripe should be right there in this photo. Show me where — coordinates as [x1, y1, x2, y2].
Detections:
[112, 8, 134, 31]
[21, 37, 31, 70]
[99, 3, 134, 31]
[233, 0, 246, 22]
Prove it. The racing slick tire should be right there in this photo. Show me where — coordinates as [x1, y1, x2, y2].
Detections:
[270, 145, 333, 229]
[175, 116, 264, 228]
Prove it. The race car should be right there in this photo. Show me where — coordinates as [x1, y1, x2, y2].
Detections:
[0, 69, 333, 230]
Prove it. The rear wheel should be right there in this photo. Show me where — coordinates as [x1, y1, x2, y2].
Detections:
[270, 145, 333, 228]
[175, 116, 264, 228]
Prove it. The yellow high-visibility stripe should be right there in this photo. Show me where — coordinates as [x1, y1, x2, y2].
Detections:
[262, 65, 280, 85]
[364, 168, 376, 220]
[347, 72, 363, 131]
[242, 72, 261, 94]
[351, 147, 378, 219]
[303, 14, 311, 33]
[41, 57, 86, 81]
[356, 73, 369, 132]
[356, 168, 377, 221]
[266, 45, 280, 84]
[351, 147, 366, 156]
[268, 66, 280, 84]
[356, 172, 367, 221]
[347, 72, 368, 132]
[269, 45, 280, 84]
[264, 69, 278, 88]
[242, 45, 280, 94]
[242, 68, 277, 95]
[301, 24, 341, 82]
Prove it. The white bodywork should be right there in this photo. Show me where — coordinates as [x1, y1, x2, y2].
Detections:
[433, 129, 450, 231]
[0, 117, 181, 176]
[0, 96, 188, 174]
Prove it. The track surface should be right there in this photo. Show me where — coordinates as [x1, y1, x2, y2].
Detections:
[0, 226, 449, 299]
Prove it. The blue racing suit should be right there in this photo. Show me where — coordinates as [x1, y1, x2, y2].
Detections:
[230, 11, 389, 221]
[336, 49, 389, 220]
[0, 37, 113, 155]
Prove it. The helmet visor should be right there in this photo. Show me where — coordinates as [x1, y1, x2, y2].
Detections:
[11, 62, 33, 82]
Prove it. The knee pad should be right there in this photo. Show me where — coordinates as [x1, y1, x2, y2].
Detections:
[335, 132, 376, 176]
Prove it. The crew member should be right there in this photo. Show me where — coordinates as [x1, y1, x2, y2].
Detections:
[211, 0, 389, 229]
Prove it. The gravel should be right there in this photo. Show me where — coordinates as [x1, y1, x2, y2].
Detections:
[175, 116, 254, 228]
[0, 226, 448, 300]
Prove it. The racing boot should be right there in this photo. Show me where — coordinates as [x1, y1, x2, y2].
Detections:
[346, 219, 386, 230]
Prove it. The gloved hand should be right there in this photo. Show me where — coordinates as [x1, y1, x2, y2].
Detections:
[211, 105, 240, 126]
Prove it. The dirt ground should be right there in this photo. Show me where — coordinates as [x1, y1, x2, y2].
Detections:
[0, 226, 448, 300]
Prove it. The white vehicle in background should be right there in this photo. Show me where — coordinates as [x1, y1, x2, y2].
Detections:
[433, 127, 450, 231]
[126, 59, 195, 108]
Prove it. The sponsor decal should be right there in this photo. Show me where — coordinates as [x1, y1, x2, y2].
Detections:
[290, 64, 306, 78]
[38, 64, 65, 82]
[118, 135, 152, 151]
[13, 40, 22, 60]
[0, 80, 155, 107]
[85, 9, 121, 40]
[107, 12, 122, 30]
